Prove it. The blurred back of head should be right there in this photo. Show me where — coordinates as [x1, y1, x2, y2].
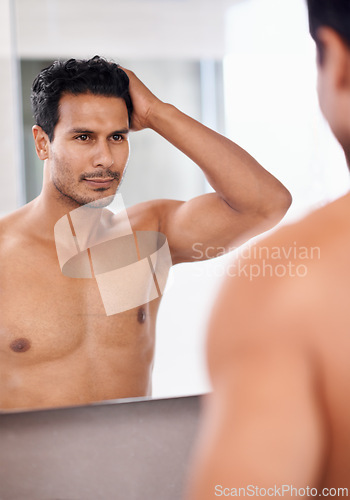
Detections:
[307, 0, 350, 50]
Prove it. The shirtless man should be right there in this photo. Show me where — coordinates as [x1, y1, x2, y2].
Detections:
[186, 1, 350, 498]
[0, 57, 291, 410]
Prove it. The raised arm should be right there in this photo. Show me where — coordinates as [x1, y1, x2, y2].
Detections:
[123, 68, 292, 263]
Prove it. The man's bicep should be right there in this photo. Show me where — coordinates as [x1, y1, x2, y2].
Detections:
[160, 193, 268, 264]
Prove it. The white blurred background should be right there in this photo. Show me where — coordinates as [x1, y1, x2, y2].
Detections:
[1, 0, 349, 400]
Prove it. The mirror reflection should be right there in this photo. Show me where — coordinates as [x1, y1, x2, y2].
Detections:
[1, 0, 348, 411]
[1, 49, 291, 409]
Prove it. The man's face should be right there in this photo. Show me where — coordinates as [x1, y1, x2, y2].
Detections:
[47, 92, 130, 206]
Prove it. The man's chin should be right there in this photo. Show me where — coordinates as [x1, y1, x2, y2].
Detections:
[56, 186, 116, 209]
[79, 184, 121, 208]
[82, 195, 116, 209]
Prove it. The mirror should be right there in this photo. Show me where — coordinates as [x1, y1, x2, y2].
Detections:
[2, 0, 349, 410]
[2, 0, 231, 410]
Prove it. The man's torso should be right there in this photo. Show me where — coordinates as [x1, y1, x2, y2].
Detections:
[0, 200, 166, 410]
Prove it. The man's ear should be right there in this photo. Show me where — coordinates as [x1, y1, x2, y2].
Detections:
[32, 125, 50, 160]
[316, 27, 350, 91]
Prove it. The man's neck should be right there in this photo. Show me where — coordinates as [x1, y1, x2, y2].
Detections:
[30, 181, 104, 246]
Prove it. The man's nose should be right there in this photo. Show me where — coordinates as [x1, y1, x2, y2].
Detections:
[93, 140, 114, 168]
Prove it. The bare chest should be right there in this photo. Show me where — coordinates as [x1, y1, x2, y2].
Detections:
[0, 249, 160, 364]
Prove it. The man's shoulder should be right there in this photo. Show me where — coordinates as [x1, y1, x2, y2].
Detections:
[243, 192, 350, 272]
[126, 198, 183, 233]
[0, 209, 21, 235]
[277, 193, 350, 272]
[283, 192, 350, 245]
[209, 193, 350, 365]
[0, 203, 33, 249]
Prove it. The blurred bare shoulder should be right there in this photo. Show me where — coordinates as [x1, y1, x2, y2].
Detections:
[207, 191, 350, 376]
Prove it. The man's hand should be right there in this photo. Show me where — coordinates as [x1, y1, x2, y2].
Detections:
[120, 67, 163, 131]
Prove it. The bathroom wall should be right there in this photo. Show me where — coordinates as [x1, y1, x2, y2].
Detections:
[0, 0, 25, 216]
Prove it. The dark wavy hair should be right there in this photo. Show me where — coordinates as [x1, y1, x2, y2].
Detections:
[307, 0, 350, 55]
[31, 56, 133, 141]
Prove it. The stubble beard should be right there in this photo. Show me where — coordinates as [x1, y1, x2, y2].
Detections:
[50, 155, 123, 209]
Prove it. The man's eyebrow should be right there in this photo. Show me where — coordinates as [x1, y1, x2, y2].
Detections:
[69, 128, 94, 134]
[68, 128, 129, 135]
[111, 128, 129, 135]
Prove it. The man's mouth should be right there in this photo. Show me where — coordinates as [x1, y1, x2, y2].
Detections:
[83, 176, 119, 189]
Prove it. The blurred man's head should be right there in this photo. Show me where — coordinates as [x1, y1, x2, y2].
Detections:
[307, 0, 350, 163]
[307, 0, 350, 61]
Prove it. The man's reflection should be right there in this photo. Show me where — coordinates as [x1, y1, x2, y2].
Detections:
[0, 56, 291, 410]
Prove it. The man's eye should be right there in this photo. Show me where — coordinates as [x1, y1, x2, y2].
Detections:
[112, 134, 122, 142]
[77, 135, 89, 141]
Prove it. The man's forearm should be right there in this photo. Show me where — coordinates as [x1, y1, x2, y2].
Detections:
[147, 101, 291, 218]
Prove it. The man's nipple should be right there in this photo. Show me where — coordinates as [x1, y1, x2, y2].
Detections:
[137, 307, 146, 324]
[10, 338, 31, 353]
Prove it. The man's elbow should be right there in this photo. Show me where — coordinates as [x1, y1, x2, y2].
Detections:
[260, 187, 293, 228]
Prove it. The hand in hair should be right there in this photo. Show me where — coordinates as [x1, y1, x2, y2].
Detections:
[119, 67, 163, 132]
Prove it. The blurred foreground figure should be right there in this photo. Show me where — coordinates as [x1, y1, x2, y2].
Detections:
[186, 0, 350, 498]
